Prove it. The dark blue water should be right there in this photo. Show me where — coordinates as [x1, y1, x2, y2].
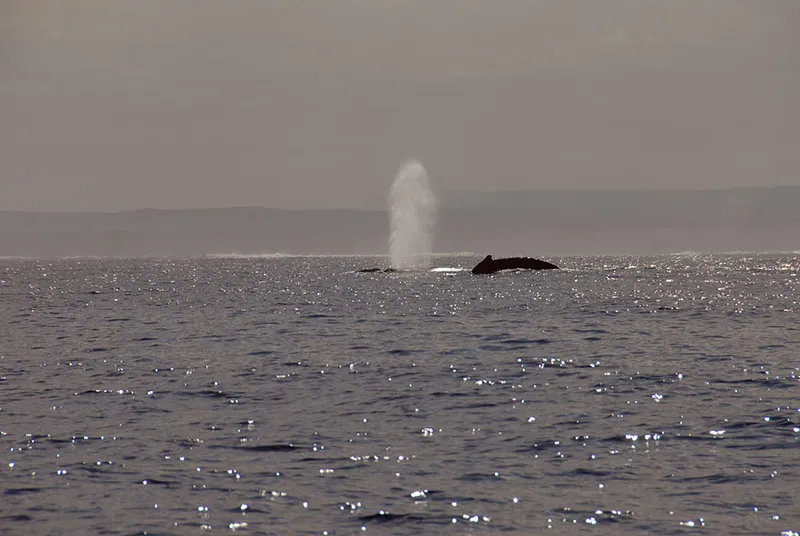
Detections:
[1, 254, 798, 535]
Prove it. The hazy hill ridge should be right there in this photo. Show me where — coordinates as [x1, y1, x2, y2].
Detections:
[2, 187, 799, 257]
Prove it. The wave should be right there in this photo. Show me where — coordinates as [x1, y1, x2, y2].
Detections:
[670, 250, 800, 256]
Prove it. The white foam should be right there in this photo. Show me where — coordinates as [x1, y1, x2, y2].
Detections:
[429, 267, 467, 272]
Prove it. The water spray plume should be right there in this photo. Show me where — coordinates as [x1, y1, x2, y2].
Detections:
[388, 160, 438, 270]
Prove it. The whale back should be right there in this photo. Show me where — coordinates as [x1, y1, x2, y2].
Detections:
[472, 255, 558, 274]
[471, 255, 495, 274]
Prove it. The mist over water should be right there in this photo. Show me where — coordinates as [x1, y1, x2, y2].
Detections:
[388, 160, 438, 270]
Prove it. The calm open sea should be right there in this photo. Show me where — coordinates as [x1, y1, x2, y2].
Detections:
[1, 254, 798, 535]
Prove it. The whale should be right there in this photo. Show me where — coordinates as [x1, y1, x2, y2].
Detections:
[356, 267, 400, 273]
[471, 255, 558, 274]
[356, 255, 558, 274]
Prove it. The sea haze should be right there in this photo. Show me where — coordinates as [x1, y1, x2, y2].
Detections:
[1, 254, 798, 535]
[1, 187, 800, 257]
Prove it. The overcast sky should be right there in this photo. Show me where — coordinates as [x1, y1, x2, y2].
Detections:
[2, 0, 799, 211]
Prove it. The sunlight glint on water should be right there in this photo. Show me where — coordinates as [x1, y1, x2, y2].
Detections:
[0, 254, 798, 535]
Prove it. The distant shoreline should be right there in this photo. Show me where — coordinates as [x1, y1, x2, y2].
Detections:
[3, 185, 799, 215]
[2, 187, 799, 257]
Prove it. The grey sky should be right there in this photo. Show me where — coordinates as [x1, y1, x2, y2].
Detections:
[2, 0, 799, 211]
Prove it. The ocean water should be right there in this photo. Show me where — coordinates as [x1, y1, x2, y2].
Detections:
[1, 254, 798, 535]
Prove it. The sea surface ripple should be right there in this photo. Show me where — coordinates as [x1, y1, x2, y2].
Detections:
[1, 254, 798, 535]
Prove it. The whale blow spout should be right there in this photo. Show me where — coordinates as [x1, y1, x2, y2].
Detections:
[471, 255, 558, 274]
[388, 160, 437, 270]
